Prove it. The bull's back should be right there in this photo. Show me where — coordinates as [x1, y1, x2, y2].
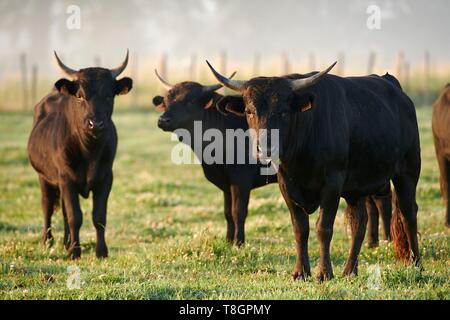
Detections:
[28, 90, 70, 183]
[432, 86, 450, 158]
[32, 89, 66, 125]
[336, 75, 419, 193]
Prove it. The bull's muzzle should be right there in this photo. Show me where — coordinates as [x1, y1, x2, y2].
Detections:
[157, 116, 172, 131]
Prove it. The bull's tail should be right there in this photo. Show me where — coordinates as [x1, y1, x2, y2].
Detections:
[390, 191, 411, 262]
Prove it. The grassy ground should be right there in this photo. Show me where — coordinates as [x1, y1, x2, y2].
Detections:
[0, 107, 448, 300]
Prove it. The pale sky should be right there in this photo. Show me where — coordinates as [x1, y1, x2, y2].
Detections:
[0, 0, 449, 77]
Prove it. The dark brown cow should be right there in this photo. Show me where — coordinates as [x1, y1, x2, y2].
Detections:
[432, 84, 450, 227]
[28, 51, 132, 259]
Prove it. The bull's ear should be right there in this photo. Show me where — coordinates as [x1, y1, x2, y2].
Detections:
[152, 95, 165, 112]
[115, 77, 133, 95]
[55, 79, 77, 95]
[216, 95, 245, 117]
[203, 98, 215, 109]
[292, 92, 316, 112]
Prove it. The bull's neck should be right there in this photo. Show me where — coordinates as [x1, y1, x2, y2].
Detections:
[200, 93, 230, 131]
[279, 110, 313, 166]
[180, 93, 237, 162]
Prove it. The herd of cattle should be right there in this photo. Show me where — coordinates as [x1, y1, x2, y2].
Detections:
[27, 51, 449, 281]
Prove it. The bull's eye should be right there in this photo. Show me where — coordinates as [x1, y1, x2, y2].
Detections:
[76, 94, 85, 102]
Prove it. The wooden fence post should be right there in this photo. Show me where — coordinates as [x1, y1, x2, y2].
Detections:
[367, 51, 376, 74]
[189, 53, 197, 81]
[159, 53, 168, 90]
[424, 50, 431, 106]
[252, 52, 260, 76]
[220, 50, 227, 76]
[20, 53, 29, 110]
[94, 55, 101, 67]
[337, 52, 345, 76]
[308, 52, 316, 71]
[131, 53, 138, 108]
[395, 50, 405, 82]
[281, 52, 290, 75]
[31, 64, 38, 107]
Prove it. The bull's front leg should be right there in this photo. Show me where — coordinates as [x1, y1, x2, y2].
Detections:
[316, 174, 343, 282]
[60, 176, 83, 259]
[230, 184, 250, 246]
[92, 171, 112, 258]
[278, 170, 311, 280]
[223, 191, 234, 243]
[365, 197, 379, 248]
[343, 198, 368, 276]
[373, 193, 392, 241]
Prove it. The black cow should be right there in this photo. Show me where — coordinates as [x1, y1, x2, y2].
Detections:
[152, 70, 277, 245]
[27, 51, 132, 259]
[207, 61, 421, 281]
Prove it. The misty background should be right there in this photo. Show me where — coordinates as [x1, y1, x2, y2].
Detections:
[0, 0, 449, 109]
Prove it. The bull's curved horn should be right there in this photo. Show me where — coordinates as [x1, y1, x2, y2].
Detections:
[289, 61, 337, 91]
[110, 49, 129, 78]
[54, 51, 77, 77]
[154, 69, 174, 90]
[206, 61, 246, 92]
[202, 71, 237, 94]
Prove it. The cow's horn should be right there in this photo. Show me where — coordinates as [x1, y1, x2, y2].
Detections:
[110, 49, 129, 78]
[202, 71, 237, 94]
[289, 61, 337, 91]
[206, 61, 246, 92]
[154, 69, 174, 90]
[54, 51, 77, 77]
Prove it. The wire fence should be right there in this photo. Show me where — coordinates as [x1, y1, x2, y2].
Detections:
[0, 50, 449, 111]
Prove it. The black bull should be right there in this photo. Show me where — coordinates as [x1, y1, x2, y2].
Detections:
[152, 72, 278, 245]
[152, 72, 391, 247]
[208, 61, 421, 280]
[27, 52, 132, 259]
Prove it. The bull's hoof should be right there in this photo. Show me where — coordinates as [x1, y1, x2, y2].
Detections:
[226, 236, 234, 244]
[64, 240, 71, 251]
[412, 256, 424, 271]
[292, 269, 311, 281]
[342, 264, 358, 277]
[316, 269, 334, 282]
[42, 236, 54, 248]
[366, 241, 379, 249]
[68, 247, 81, 260]
[96, 246, 108, 259]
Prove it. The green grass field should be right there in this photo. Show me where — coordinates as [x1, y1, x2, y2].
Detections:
[0, 107, 448, 300]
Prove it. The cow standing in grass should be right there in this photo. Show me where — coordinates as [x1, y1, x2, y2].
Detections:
[152, 71, 277, 245]
[207, 61, 421, 281]
[28, 51, 132, 259]
[432, 84, 450, 227]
